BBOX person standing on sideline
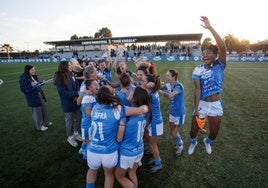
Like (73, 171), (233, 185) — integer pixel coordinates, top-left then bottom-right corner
(19, 64), (52, 131)
(188, 16), (227, 155)
(53, 60), (82, 147)
(159, 69), (186, 157)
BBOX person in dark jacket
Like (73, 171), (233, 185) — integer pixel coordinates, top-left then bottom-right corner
(19, 64), (52, 131)
(53, 60), (82, 147)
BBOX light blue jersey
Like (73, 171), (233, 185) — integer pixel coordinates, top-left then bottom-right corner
(162, 81), (186, 116)
(119, 106), (149, 156)
(150, 90), (163, 125)
(192, 59), (226, 100)
(97, 68), (112, 86)
(81, 94), (96, 128)
(88, 103), (126, 154)
(116, 85), (135, 106)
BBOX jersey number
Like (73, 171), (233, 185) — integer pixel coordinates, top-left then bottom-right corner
(91, 121), (104, 141)
(137, 120), (147, 142)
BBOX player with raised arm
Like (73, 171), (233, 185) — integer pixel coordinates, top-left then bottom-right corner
(188, 16), (227, 155)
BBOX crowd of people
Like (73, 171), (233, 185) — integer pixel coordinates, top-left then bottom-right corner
(19, 16), (227, 188)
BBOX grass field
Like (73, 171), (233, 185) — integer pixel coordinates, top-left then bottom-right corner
(0, 61), (267, 188)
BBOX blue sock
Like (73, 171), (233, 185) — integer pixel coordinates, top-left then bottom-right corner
(83, 150), (87, 160)
(81, 142), (87, 150)
(155, 157), (161, 165)
(86, 183), (95, 188)
(205, 137), (212, 144)
(190, 138), (197, 144)
(174, 135), (182, 146)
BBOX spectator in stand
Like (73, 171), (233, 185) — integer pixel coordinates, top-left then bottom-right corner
(19, 64), (52, 131)
(53, 60), (83, 147)
(187, 16), (227, 155)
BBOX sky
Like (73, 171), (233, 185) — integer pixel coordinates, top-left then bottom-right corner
(0, 0), (266, 52)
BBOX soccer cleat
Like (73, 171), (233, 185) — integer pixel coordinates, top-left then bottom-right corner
(148, 158), (155, 166)
(73, 132), (83, 141)
(150, 164), (162, 173)
(203, 138), (212, 154)
(40, 125), (48, 131)
(175, 145), (183, 157)
(188, 141), (198, 155)
(67, 136), (78, 147)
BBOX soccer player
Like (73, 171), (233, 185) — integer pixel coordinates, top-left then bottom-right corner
(141, 74), (164, 173)
(115, 86), (151, 188)
(85, 85), (126, 188)
(187, 16), (227, 155)
(116, 72), (136, 106)
(159, 69), (186, 156)
(78, 80), (99, 160)
(76, 65), (98, 106)
(97, 59), (113, 86)
(85, 85), (148, 188)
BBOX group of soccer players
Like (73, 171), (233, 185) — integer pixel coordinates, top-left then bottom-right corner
(53, 16), (227, 188)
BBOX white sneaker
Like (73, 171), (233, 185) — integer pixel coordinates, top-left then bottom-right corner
(73, 132), (83, 141)
(188, 141), (198, 155)
(47, 122), (52, 126)
(67, 136), (78, 147)
(40, 125), (48, 131)
(175, 145), (183, 157)
(203, 138), (212, 154)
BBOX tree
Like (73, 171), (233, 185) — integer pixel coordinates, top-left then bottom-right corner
(70, 34), (79, 40)
(94, 27), (112, 38)
(79, 36), (93, 39)
(1, 43), (13, 59)
(224, 34), (249, 54)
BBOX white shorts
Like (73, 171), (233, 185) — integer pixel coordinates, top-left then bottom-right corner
(147, 122), (163, 136)
(87, 150), (118, 170)
(169, 114), (185, 126)
(118, 153), (143, 169)
(195, 100), (223, 118)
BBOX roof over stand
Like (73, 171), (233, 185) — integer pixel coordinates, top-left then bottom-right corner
(44, 33), (203, 47)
